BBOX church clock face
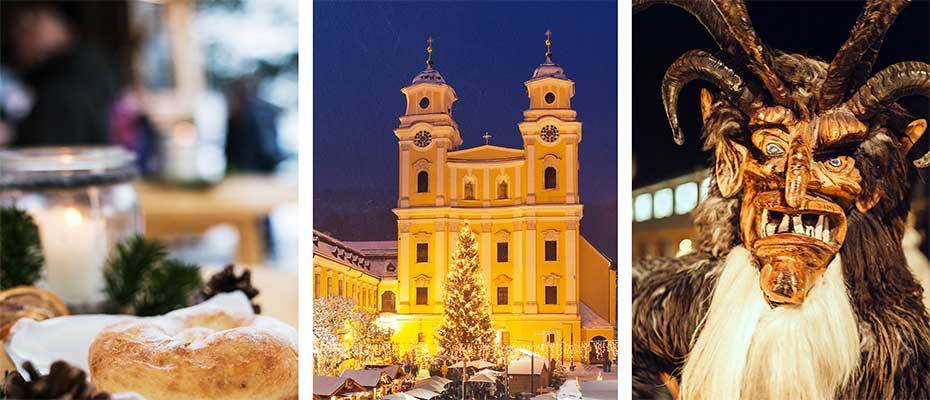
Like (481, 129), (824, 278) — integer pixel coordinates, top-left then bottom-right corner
(540, 125), (560, 143)
(419, 97), (430, 109)
(413, 131), (432, 148)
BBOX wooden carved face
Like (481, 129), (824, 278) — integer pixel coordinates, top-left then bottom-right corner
(713, 100), (927, 306)
(639, 0), (930, 307)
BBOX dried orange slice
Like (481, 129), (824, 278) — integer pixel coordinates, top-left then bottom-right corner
(0, 286), (69, 341)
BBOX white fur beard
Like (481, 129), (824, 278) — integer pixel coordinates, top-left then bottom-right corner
(680, 246), (860, 400)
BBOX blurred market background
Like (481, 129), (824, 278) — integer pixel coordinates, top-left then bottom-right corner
(0, 0), (299, 271)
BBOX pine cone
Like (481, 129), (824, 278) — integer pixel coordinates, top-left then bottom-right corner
(3, 361), (110, 399)
(199, 264), (261, 313)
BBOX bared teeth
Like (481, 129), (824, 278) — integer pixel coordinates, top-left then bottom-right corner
(823, 218), (831, 244)
(766, 222), (776, 236)
(793, 215), (805, 234)
(806, 226), (815, 236)
(815, 215), (824, 238)
(778, 215), (790, 233)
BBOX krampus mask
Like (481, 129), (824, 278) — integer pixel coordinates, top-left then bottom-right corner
(639, 0), (929, 307)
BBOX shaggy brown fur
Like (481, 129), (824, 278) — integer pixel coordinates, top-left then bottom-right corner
(633, 1), (930, 397)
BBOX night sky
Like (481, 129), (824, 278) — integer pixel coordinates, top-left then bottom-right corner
(633, 0), (930, 188)
(313, 2), (618, 261)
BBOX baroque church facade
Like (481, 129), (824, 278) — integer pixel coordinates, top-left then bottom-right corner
(313, 35), (615, 359)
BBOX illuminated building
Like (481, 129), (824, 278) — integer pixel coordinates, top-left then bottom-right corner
(314, 34), (616, 361)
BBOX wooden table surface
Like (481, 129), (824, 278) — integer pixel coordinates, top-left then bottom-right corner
(1, 266), (297, 376)
(137, 173), (297, 264)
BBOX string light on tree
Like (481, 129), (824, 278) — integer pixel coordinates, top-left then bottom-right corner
(435, 221), (496, 361)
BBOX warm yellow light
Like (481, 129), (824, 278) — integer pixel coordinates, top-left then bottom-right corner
(63, 207), (83, 226)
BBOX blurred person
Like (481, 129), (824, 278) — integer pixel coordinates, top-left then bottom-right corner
(225, 75), (286, 173)
(5, 2), (118, 147)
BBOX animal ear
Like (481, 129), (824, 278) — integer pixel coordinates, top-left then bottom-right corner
(901, 119), (927, 153)
(855, 189), (881, 213)
(700, 88), (714, 125)
(714, 138), (748, 197)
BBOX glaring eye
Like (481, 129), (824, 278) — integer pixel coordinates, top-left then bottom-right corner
(827, 157), (843, 168)
(765, 143), (785, 156)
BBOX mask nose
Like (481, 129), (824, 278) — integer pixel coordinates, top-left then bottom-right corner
(784, 134), (813, 208)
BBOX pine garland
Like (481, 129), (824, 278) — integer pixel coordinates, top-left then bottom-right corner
(102, 235), (202, 316)
(435, 221), (496, 361)
(0, 208), (44, 290)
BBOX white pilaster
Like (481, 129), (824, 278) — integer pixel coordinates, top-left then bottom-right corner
(481, 221), (492, 291)
(566, 143), (576, 203)
(565, 220), (578, 314)
(515, 166), (522, 205)
(527, 142), (536, 204)
(436, 143), (446, 206)
(400, 143), (410, 207)
(433, 221), (446, 312)
(483, 168), (490, 207)
(398, 221), (411, 312)
(524, 218), (538, 313)
(450, 167), (457, 206)
(513, 220), (524, 313)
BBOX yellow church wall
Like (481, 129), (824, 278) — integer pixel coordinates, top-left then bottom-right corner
(406, 148), (439, 208)
(312, 255), (381, 312)
(384, 313), (584, 361)
(377, 279), (398, 312)
(578, 237), (616, 326)
(526, 79), (573, 110)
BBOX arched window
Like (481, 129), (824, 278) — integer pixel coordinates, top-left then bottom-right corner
(544, 167), (557, 189)
(464, 181), (475, 200)
(497, 180), (508, 199)
(381, 291), (396, 312)
(417, 171), (429, 193)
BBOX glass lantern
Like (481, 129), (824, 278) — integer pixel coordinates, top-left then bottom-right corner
(0, 146), (142, 310)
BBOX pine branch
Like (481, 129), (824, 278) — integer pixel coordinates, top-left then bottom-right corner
(0, 208), (44, 289)
(134, 259), (202, 316)
(102, 236), (202, 316)
(102, 235), (166, 312)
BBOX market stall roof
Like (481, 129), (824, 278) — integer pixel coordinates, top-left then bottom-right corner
(448, 360), (495, 369)
(476, 369), (502, 377)
(467, 373), (497, 384)
(312, 376), (365, 397)
(382, 393), (419, 400)
(370, 364), (406, 380)
(404, 388), (441, 399)
(413, 379), (447, 393)
(578, 380), (618, 400)
(507, 356), (548, 375)
(425, 376), (451, 385)
(340, 369), (387, 388)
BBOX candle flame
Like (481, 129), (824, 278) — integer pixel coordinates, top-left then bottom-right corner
(64, 207), (83, 226)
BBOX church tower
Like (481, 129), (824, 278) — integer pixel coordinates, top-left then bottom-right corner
(394, 36), (462, 209)
(518, 30), (582, 205)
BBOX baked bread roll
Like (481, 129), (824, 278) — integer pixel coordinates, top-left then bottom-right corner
(88, 307), (297, 400)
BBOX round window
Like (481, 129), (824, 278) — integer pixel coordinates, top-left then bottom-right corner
(540, 125), (560, 143)
(545, 92), (556, 104)
(413, 131), (432, 148)
(419, 97), (430, 109)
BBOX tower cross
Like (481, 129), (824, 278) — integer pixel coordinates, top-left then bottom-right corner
(426, 35), (434, 68)
(483, 131), (492, 145)
(545, 29), (553, 63)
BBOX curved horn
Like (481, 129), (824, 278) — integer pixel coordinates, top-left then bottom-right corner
(818, 0), (909, 111)
(845, 62), (930, 167)
(634, 0), (794, 108)
(662, 50), (762, 145)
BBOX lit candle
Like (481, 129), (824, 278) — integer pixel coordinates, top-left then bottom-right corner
(33, 207), (108, 305)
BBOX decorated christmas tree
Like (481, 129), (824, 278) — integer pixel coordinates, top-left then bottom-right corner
(436, 221), (495, 361)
